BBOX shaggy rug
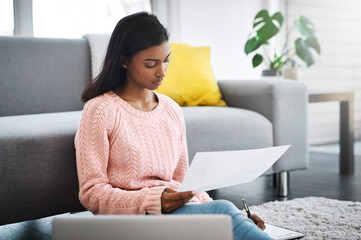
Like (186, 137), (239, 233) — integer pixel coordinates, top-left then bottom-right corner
(250, 197), (361, 240)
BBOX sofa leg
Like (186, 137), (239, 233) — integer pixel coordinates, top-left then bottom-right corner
(277, 171), (288, 197)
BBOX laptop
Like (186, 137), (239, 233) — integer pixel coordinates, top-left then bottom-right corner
(52, 214), (233, 240)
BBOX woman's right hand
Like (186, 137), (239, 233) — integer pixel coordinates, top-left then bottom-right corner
(161, 188), (195, 213)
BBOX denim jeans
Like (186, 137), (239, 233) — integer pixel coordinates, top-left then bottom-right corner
(168, 200), (272, 240)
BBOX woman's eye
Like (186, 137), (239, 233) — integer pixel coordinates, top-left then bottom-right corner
(145, 64), (156, 68)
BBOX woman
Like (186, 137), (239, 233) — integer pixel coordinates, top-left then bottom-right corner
(75, 11), (271, 240)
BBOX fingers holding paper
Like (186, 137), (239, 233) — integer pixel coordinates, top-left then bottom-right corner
(161, 188), (195, 213)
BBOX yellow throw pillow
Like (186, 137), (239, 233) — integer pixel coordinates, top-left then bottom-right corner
(156, 43), (227, 106)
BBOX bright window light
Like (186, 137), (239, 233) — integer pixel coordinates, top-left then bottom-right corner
(0, 0), (14, 36)
(33, 0), (151, 38)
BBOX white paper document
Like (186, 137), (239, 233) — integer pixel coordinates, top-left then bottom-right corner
(178, 145), (290, 192)
(264, 224), (304, 240)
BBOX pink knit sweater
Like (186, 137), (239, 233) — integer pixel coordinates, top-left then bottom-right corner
(74, 91), (212, 215)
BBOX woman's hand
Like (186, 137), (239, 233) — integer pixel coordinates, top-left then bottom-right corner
(161, 188), (195, 213)
(251, 214), (266, 230)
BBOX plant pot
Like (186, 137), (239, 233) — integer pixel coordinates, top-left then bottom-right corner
(282, 67), (300, 80)
(262, 69), (282, 77)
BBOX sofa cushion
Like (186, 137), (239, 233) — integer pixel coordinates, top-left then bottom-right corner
(0, 36), (91, 117)
(0, 111), (84, 225)
(156, 43), (226, 107)
(183, 107), (273, 164)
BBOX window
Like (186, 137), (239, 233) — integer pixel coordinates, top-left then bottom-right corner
(32, 0), (151, 38)
(0, 0), (14, 36)
(287, 0), (361, 143)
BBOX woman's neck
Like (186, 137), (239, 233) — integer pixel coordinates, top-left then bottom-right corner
(113, 86), (158, 112)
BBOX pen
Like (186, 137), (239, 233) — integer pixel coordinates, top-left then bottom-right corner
(242, 198), (252, 220)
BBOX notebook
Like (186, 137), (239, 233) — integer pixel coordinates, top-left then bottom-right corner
(52, 214), (233, 240)
(264, 223), (305, 240)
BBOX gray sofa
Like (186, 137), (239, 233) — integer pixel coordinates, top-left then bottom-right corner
(0, 36), (308, 226)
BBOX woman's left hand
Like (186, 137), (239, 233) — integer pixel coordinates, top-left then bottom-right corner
(251, 214), (266, 231)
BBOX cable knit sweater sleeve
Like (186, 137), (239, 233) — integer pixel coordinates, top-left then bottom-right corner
(74, 98), (166, 215)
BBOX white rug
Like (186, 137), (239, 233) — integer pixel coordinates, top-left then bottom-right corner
(250, 197), (361, 239)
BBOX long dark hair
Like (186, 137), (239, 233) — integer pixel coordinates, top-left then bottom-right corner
(81, 12), (169, 102)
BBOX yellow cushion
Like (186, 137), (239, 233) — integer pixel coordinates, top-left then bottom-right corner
(156, 43), (227, 106)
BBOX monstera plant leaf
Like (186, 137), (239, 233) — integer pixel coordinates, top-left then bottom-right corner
(294, 15), (321, 68)
(295, 37), (321, 67)
(254, 10), (283, 42)
(252, 53), (263, 67)
(245, 37), (263, 55)
(294, 15), (316, 38)
(245, 10), (283, 54)
(305, 37), (321, 54)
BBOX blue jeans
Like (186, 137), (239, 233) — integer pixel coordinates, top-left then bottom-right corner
(168, 200), (272, 240)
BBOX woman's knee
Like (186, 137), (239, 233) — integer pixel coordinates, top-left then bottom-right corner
(206, 200), (239, 215)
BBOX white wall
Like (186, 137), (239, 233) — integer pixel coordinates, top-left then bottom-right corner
(165, 0), (265, 80)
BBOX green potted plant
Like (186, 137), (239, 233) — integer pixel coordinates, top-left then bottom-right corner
(244, 9), (321, 78)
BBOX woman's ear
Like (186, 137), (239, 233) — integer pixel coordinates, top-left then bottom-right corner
(119, 56), (128, 68)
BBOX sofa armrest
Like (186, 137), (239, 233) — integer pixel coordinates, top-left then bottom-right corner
(0, 111), (85, 225)
(218, 79), (308, 172)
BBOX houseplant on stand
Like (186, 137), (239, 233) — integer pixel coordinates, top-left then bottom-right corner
(244, 9), (321, 79)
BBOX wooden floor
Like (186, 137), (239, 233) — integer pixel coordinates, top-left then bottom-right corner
(1, 151), (360, 240)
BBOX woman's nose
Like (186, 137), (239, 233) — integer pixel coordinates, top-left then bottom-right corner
(156, 63), (167, 77)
